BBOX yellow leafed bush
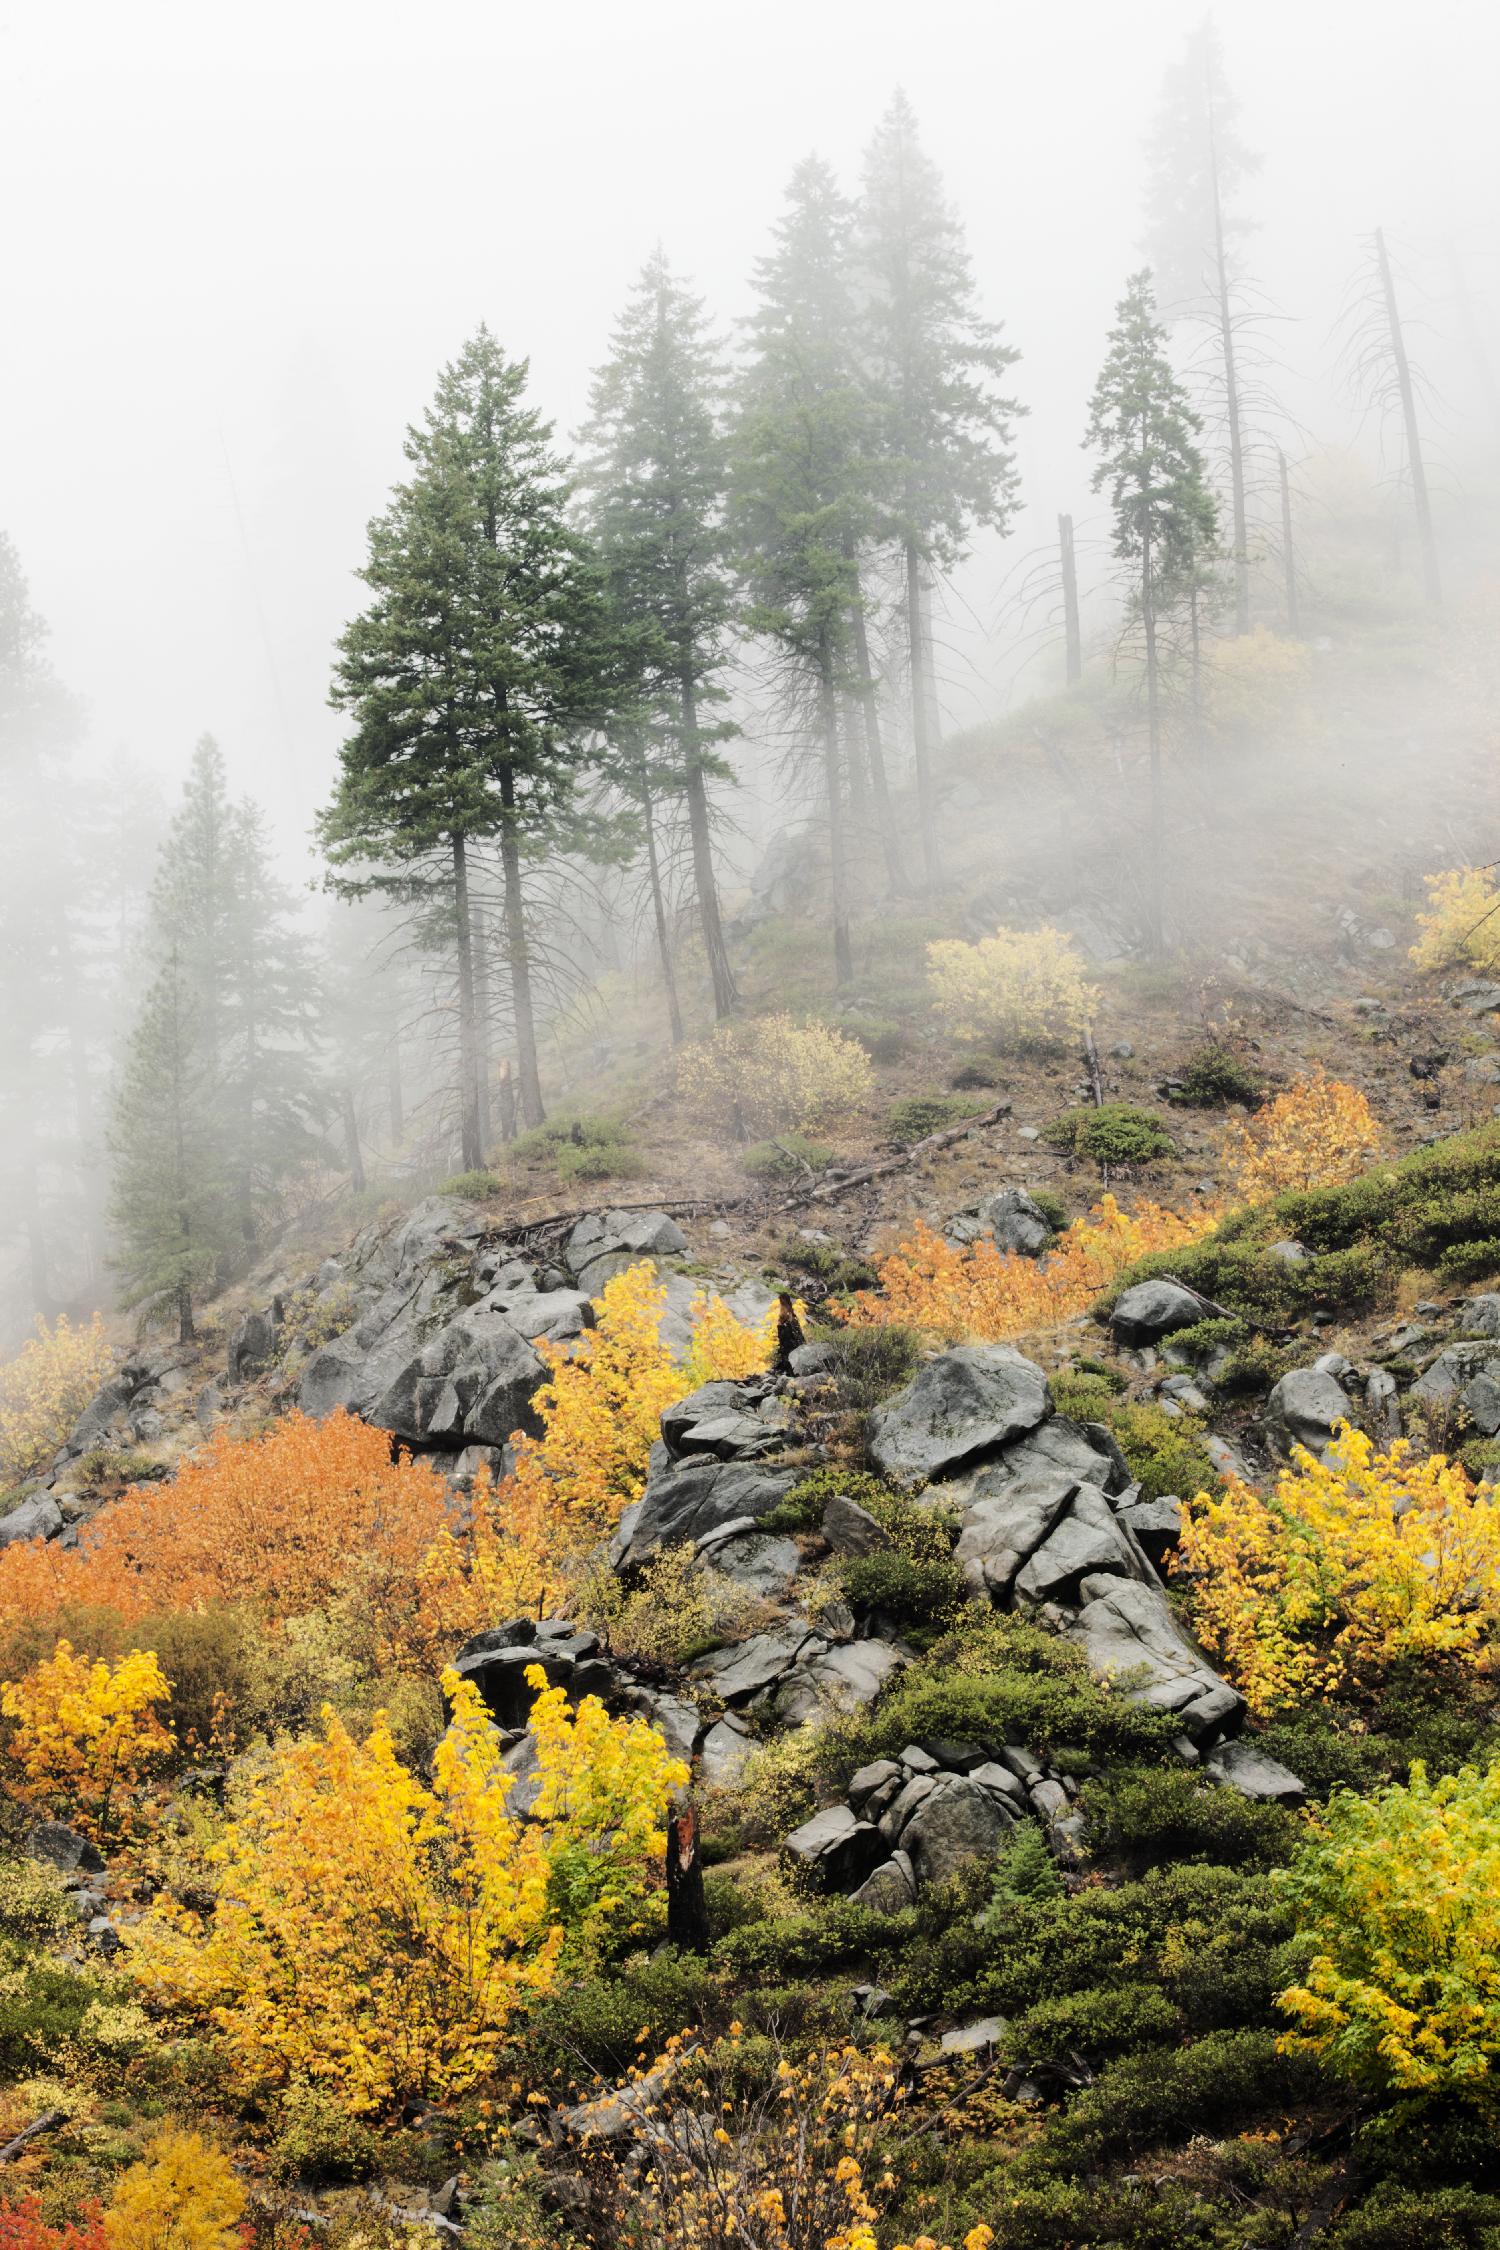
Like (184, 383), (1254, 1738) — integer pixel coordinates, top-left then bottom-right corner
(676, 1012), (873, 1141)
(1277, 1759), (1500, 2098)
(846, 1195), (1216, 1344)
(103, 2129), (244, 2250)
(0, 1314), (114, 1486)
(926, 924), (1097, 1048)
(1, 1639), (174, 1844)
(129, 1664), (686, 2115)
(1176, 1424), (1500, 1714)
(1411, 865), (1500, 977)
(1220, 1070), (1379, 1204)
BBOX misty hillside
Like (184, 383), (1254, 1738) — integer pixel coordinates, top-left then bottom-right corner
(7, 8), (1500, 2248)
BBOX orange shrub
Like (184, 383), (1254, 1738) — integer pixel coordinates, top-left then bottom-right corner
(0, 1410), (450, 1655)
(846, 1195), (1217, 1344)
(1220, 1071), (1380, 1204)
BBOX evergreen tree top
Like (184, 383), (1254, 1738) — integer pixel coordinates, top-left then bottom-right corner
(1085, 270), (1218, 586)
(1143, 20), (1260, 315)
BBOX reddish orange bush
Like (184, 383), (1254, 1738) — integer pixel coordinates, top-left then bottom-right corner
(846, 1195), (1218, 1345)
(0, 2204), (107, 2250)
(0, 1410), (450, 1654)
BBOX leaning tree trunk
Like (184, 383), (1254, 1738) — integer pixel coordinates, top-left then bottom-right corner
(904, 540), (941, 888)
(638, 756), (684, 1046)
(496, 784), (545, 1131)
(818, 638), (854, 989)
(680, 670), (738, 1019)
(1209, 109), (1251, 636)
(450, 831), (484, 1170)
(340, 1085), (367, 1195)
(1376, 226), (1442, 608)
(1278, 449), (1300, 635)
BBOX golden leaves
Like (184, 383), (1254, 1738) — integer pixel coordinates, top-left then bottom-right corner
(1220, 1070), (1380, 1204)
(926, 924), (1098, 1047)
(0, 1639), (173, 1845)
(0, 1314), (114, 1486)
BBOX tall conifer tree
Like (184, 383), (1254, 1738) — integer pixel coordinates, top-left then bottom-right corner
(579, 251), (740, 1023)
(856, 92), (1023, 886)
(1085, 271), (1217, 956)
(323, 328), (620, 1143)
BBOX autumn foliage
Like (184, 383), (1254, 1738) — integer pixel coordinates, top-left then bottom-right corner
(0, 2205), (108, 2250)
(926, 922), (1097, 1047)
(0, 1409), (451, 1651)
(846, 1194), (1217, 1344)
(1278, 1758), (1500, 2100)
(1177, 1424), (1500, 1714)
(0, 1314), (114, 1487)
(676, 1012), (873, 1141)
(131, 1665), (686, 2115)
(1410, 864), (1500, 978)
(101, 2131), (245, 2250)
(1, 1639), (173, 1843)
(1220, 1070), (1380, 1204)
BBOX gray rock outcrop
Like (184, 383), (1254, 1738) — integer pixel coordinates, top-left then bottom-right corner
(868, 1345), (1051, 1482)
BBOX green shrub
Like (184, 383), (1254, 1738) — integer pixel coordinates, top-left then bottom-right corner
(714, 1897), (907, 1981)
(1330, 2185), (1500, 2249)
(815, 1321), (922, 1408)
(555, 1140), (647, 1184)
(777, 1236), (878, 1294)
(839, 1551), (969, 1638)
(521, 1951), (719, 2089)
(760, 1464), (902, 1534)
(836, 1013), (910, 1065)
(1028, 1187), (1070, 1233)
(950, 1057), (1002, 1091)
(1165, 1043), (1264, 1108)
(742, 1134), (835, 1185)
(886, 1094), (987, 1147)
(1007, 1979), (1181, 2063)
(982, 1821), (1062, 1912)
(1048, 2027), (1316, 2166)
(440, 1168), (503, 1198)
(1043, 1103), (1176, 1167)
(1085, 1765), (1298, 1873)
(1048, 1383), (1220, 1503)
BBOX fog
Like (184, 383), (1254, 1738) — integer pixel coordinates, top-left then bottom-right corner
(3, 0), (1496, 851)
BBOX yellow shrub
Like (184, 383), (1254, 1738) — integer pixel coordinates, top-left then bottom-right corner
(0, 1314), (114, 1485)
(682, 1287), (779, 1388)
(1220, 1070), (1379, 1204)
(846, 1195), (1216, 1344)
(130, 1665), (686, 2115)
(103, 2129), (244, 2250)
(676, 1013), (873, 1141)
(926, 925), (1097, 1048)
(1, 1639), (174, 1844)
(1411, 865), (1500, 977)
(1277, 1759), (1500, 2098)
(1204, 625), (1313, 746)
(1176, 1424), (1500, 1714)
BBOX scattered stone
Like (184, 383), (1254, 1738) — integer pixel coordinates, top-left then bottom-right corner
(1110, 1280), (1207, 1346)
(821, 1493), (891, 1556)
(0, 1493), (62, 1547)
(1204, 1739), (1307, 1805)
(1461, 1294), (1500, 1340)
(698, 1718), (755, 1790)
(783, 1805), (886, 1890)
(565, 1209), (688, 1294)
(1263, 1367), (1351, 1462)
(940, 2016), (1008, 2055)
(693, 1628), (812, 1704)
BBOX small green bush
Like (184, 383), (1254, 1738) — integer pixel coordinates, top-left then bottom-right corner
(836, 1013), (910, 1065)
(1043, 1103), (1176, 1167)
(1007, 1979), (1181, 2062)
(556, 1140), (647, 1184)
(950, 1057), (1003, 1091)
(440, 1168), (504, 1198)
(839, 1550), (969, 1638)
(714, 1897), (908, 1982)
(760, 1465), (902, 1534)
(1048, 2027), (1315, 2166)
(886, 1093), (987, 1147)
(741, 1134), (835, 1184)
(1330, 2185), (1500, 2249)
(982, 1822), (1062, 1913)
(1027, 1187), (1070, 1233)
(777, 1236), (878, 1294)
(1048, 1382), (1221, 1503)
(1165, 1043), (1264, 1109)
(1085, 1765), (1298, 1873)
(815, 1321), (922, 1408)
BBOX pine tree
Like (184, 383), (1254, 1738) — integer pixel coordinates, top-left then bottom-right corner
(323, 328), (621, 1145)
(1085, 271), (1218, 956)
(856, 92), (1023, 886)
(109, 946), (231, 1342)
(732, 157), (879, 989)
(221, 800), (325, 1240)
(1144, 21), (1260, 633)
(578, 250), (740, 1023)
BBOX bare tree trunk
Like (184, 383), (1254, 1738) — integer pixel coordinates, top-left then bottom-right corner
(1376, 226), (1442, 607)
(904, 540), (941, 887)
(1142, 533), (1165, 958)
(680, 670), (738, 1019)
(496, 1057), (517, 1145)
(472, 901), (494, 1154)
(841, 693), (869, 821)
(639, 755), (684, 1045)
(1059, 513), (1083, 687)
(450, 832), (484, 1170)
(177, 1279), (195, 1345)
(845, 567), (904, 894)
(1278, 449), (1301, 635)
(496, 788), (545, 1130)
(386, 1044), (404, 1148)
(818, 640), (854, 988)
(1208, 93), (1250, 635)
(665, 1803), (710, 1955)
(340, 1085), (367, 1194)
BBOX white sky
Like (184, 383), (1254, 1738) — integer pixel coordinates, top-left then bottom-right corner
(2, 0), (1496, 871)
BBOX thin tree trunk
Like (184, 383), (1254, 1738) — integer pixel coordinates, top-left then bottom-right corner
(340, 1085), (367, 1195)
(818, 640), (854, 989)
(1142, 532), (1165, 958)
(386, 1044), (404, 1147)
(846, 566), (904, 894)
(1376, 226), (1442, 607)
(1278, 449), (1301, 635)
(639, 756), (684, 1045)
(904, 540), (941, 887)
(177, 1280), (194, 1345)
(841, 693), (869, 820)
(1208, 92), (1250, 635)
(680, 671), (738, 1018)
(1059, 513), (1083, 686)
(496, 786), (545, 1130)
(496, 1057), (517, 1145)
(665, 1803), (711, 1956)
(472, 901), (494, 1154)
(450, 832), (483, 1170)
